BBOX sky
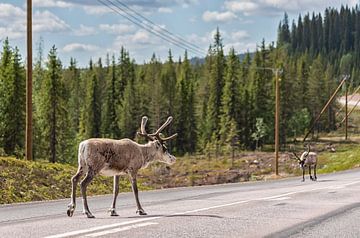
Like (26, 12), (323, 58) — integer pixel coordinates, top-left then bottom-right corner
(0, 0), (359, 67)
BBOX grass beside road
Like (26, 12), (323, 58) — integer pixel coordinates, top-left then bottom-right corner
(318, 142), (360, 174)
(0, 157), (148, 204)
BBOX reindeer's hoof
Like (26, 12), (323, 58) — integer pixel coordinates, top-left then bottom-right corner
(67, 205), (75, 217)
(302, 179), (305, 182)
(108, 208), (119, 216)
(136, 209), (147, 215)
(84, 211), (95, 218)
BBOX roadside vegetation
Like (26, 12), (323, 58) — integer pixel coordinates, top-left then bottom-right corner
(1, 137), (359, 204)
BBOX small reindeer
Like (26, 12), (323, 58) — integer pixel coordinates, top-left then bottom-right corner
(67, 116), (177, 218)
(292, 145), (318, 182)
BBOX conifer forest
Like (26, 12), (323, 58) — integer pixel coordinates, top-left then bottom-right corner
(1, 6), (360, 164)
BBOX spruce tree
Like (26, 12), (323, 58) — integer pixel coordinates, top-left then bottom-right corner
(0, 40), (25, 156)
(219, 48), (240, 151)
(204, 28), (225, 154)
(37, 46), (70, 163)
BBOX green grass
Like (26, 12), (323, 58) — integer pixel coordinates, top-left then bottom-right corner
(317, 143), (360, 173)
(0, 157), (152, 204)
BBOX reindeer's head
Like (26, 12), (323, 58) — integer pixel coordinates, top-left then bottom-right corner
(292, 144), (310, 168)
(138, 116), (177, 165)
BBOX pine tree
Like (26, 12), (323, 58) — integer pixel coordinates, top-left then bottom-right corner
(37, 46), (70, 163)
(79, 60), (101, 139)
(175, 51), (196, 154)
(204, 28), (225, 154)
(277, 12), (291, 47)
(219, 48), (240, 151)
(102, 55), (121, 138)
(0, 40), (25, 156)
(118, 50), (138, 139)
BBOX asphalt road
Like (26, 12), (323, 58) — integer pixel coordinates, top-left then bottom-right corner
(0, 169), (359, 238)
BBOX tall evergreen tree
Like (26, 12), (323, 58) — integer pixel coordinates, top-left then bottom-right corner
(175, 51), (196, 154)
(204, 28), (225, 153)
(102, 55), (120, 138)
(219, 48), (240, 151)
(79, 60), (101, 139)
(0, 40), (25, 156)
(37, 46), (70, 163)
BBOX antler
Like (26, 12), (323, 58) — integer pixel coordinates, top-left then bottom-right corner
(137, 116), (177, 142)
(291, 145), (301, 161)
(149, 116), (178, 142)
(137, 116), (155, 141)
(304, 144), (310, 157)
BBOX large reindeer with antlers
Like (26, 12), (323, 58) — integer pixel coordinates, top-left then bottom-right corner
(292, 145), (318, 182)
(67, 116), (177, 218)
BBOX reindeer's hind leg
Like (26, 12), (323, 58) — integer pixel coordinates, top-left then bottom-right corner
(67, 167), (84, 217)
(314, 164), (317, 181)
(80, 170), (95, 218)
(309, 166), (314, 181)
(109, 175), (120, 216)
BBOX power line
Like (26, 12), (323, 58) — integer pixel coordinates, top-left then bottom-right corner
(98, 0), (205, 56)
(113, 0), (205, 54)
(106, 0), (205, 55)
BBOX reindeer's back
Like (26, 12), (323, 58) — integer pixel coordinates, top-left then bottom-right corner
(305, 152), (317, 164)
(79, 138), (143, 175)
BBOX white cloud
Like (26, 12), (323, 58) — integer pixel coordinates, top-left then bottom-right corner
(225, 1), (260, 16)
(231, 30), (250, 41)
(99, 24), (136, 35)
(0, 27), (24, 40)
(74, 24), (96, 36)
(202, 11), (237, 22)
(132, 30), (151, 43)
(224, 42), (257, 54)
(0, 4), (25, 40)
(83, 5), (113, 15)
(63, 43), (99, 53)
(158, 7), (173, 13)
(33, 0), (74, 8)
(33, 10), (70, 33)
(0, 3), (25, 19)
(224, 0), (359, 16)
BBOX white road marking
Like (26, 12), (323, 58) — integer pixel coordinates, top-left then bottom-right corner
(44, 217), (160, 238)
(266, 196), (291, 201)
(44, 179), (360, 238)
(84, 222), (158, 237)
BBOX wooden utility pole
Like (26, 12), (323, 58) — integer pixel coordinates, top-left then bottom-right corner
(345, 79), (348, 140)
(274, 69), (280, 176)
(26, 0), (33, 160)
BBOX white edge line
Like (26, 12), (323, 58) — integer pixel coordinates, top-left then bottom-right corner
(84, 222), (158, 237)
(44, 217), (160, 238)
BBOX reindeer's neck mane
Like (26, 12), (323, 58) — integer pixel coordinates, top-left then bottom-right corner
(139, 141), (158, 166)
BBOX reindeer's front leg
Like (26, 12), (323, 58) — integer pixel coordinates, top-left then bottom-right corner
(109, 175), (120, 216)
(80, 170), (95, 218)
(302, 168), (305, 182)
(314, 164), (317, 181)
(309, 166), (314, 181)
(129, 173), (147, 215)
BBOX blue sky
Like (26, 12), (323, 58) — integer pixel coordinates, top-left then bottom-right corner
(0, 0), (358, 67)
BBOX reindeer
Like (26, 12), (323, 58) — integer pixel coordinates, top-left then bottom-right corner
(292, 144), (318, 182)
(67, 116), (177, 218)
